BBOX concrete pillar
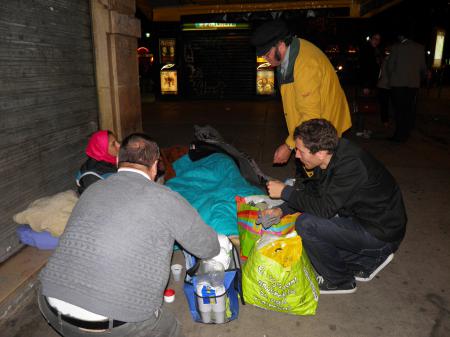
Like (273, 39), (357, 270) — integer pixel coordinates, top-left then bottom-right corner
(90, 0), (142, 140)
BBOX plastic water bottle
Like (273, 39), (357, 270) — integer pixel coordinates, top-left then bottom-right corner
(196, 260), (226, 323)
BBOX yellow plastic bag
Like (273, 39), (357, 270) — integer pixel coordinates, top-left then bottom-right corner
(243, 232), (319, 315)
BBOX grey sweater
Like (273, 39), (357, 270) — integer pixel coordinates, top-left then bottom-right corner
(40, 171), (220, 322)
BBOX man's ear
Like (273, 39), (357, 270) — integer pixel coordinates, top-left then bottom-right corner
(149, 161), (158, 181)
(316, 150), (328, 160)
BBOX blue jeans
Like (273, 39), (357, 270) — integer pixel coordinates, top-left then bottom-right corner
(296, 213), (398, 285)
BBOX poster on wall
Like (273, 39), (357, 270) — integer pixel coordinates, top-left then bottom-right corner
(159, 38), (176, 64)
(256, 70), (275, 95)
(256, 56), (275, 95)
(160, 70), (178, 95)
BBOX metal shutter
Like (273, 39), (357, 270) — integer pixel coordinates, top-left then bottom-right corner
(182, 30), (256, 99)
(0, 0), (98, 261)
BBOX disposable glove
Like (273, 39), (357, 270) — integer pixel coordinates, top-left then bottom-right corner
(256, 211), (281, 229)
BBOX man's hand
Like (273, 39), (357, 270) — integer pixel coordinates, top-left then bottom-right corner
(273, 143), (292, 164)
(266, 180), (286, 199)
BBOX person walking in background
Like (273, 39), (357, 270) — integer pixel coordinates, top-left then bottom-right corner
(250, 20), (352, 167)
(356, 33), (382, 138)
(387, 32), (427, 142)
(377, 44), (392, 129)
(359, 33), (382, 96)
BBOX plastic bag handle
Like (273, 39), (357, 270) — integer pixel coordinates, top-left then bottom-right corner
(186, 261), (201, 277)
(229, 240), (245, 305)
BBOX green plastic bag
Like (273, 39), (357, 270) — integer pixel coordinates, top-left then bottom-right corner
(242, 232), (319, 315)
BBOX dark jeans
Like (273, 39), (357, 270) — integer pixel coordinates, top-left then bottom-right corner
(37, 291), (184, 337)
(378, 88), (390, 124)
(390, 87), (418, 141)
(295, 213), (398, 285)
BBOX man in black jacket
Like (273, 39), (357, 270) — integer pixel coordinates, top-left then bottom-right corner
(265, 119), (407, 294)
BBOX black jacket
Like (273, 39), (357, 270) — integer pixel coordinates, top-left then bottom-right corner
(77, 158), (117, 195)
(281, 139), (407, 243)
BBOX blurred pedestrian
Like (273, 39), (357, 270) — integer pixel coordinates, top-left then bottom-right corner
(377, 45), (392, 129)
(387, 33), (427, 142)
(360, 33), (382, 96)
(356, 32), (382, 137)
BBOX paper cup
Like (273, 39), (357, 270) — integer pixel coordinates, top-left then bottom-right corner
(213, 310), (226, 324)
(171, 264), (183, 282)
(200, 310), (212, 323)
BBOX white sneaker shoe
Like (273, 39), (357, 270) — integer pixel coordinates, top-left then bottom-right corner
(355, 253), (394, 282)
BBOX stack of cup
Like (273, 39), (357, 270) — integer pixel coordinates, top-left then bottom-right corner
(171, 264), (183, 282)
(196, 283), (212, 323)
(211, 285), (226, 323)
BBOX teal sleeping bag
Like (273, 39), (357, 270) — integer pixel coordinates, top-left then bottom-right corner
(166, 153), (262, 235)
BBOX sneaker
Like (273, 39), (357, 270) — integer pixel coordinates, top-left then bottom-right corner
(354, 253), (394, 282)
(316, 276), (357, 294)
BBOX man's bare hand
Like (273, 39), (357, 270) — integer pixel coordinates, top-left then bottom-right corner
(266, 180), (286, 199)
(273, 143), (292, 164)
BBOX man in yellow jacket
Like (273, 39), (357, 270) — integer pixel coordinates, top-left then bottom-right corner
(251, 20), (352, 164)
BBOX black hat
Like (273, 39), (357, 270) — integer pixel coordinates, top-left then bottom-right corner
(251, 20), (290, 56)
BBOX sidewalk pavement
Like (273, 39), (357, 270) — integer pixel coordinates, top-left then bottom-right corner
(2, 93), (449, 337)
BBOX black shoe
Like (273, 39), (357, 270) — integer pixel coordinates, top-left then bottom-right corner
(354, 253), (394, 282)
(317, 276), (357, 294)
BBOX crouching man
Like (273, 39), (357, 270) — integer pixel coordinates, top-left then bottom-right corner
(265, 119), (407, 294)
(38, 133), (220, 336)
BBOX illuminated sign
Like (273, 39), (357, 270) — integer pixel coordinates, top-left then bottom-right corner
(433, 29), (446, 68)
(137, 47), (149, 54)
(160, 70), (178, 95)
(159, 39), (176, 64)
(182, 22), (250, 31)
(256, 70), (275, 95)
(256, 56), (267, 63)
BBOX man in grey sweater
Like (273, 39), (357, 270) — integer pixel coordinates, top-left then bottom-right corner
(38, 133), (220, 337)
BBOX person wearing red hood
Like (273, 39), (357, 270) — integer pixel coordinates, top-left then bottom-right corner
(76, 130), (120, 194)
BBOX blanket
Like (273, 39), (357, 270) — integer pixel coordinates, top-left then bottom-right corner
(13, 190), (79, 237)
(166, 153), (262, 235)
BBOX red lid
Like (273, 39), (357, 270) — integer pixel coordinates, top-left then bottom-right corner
(164, 288), (175, 296)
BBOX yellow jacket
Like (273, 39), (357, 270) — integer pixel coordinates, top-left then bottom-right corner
(279, 38), (352, 148)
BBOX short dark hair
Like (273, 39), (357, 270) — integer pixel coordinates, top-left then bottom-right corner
(118, 133), (160, 167)
(294, 119), (338, 154)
